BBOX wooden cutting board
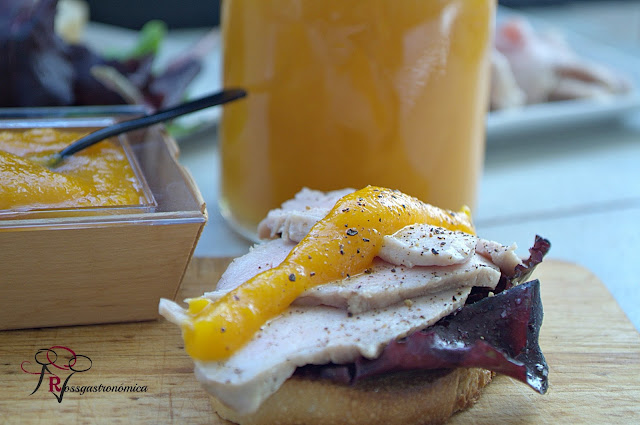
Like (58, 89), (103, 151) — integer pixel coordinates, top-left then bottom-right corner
(1, 258), (639, 424)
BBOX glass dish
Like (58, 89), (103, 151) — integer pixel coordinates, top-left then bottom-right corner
(0, 107), (156, 220)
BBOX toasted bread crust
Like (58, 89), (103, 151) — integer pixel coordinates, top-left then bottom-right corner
(210, 368), (493, 425)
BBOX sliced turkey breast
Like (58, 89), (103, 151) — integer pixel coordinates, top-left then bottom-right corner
(161, 285), (471, 414)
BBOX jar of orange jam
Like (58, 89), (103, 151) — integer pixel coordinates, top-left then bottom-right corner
(219, 0), (495, 239)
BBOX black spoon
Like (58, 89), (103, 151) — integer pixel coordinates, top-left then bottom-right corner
(37, 88), (246, 168)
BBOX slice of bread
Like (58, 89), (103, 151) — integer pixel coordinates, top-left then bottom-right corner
(211, 368), (493, 425)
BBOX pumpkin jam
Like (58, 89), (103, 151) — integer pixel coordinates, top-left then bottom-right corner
(0, 128), (147, 212)
(182, 186), (475, 361)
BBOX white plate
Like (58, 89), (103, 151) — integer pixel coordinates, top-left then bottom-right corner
(487, 7), (640, 139)
(487, 93), (640, 138)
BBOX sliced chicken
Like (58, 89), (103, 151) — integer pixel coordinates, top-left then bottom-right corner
(475, 239), (522, 276)
(297, 256), (498, 314)
(492, 17), (632, 108)
(208, 243), (498, 314)
(379, 225), (478, 267)
(209, 225), (502, 314)
(494, 17), (558, 104)
(161, 285), (471, 414)
(257, 187), (355, 241)
(490, 48), (526, 110)
(255, 200), (523, 277)
(214, 238), (295, 293)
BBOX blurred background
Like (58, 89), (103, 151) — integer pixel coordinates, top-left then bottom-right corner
(85, 0), (221, 29)
(84, 1), (639, 30)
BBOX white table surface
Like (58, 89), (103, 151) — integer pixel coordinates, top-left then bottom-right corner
(85, 2), (640, 331)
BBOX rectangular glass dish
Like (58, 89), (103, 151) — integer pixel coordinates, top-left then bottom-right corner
(0, 115), (157, 220)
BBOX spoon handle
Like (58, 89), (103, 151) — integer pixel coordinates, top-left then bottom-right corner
(58, 88), (247, 159)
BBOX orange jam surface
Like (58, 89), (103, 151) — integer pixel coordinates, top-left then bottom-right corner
(0, 128), (146, 212)
(183, 186), (475, 361)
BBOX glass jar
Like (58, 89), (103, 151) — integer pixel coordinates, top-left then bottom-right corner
(219, 0), (495, 239)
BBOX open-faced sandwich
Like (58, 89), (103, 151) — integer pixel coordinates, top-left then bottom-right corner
(160, 186), (550, 425)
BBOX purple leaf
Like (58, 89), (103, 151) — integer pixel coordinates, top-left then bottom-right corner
(0, 0), (205, 110)
(0, 0), (74, 106)
(466, 235), (551, 304)
(354, 279), (548, 394)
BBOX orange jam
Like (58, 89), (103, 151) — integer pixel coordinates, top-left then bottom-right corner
(0, 128), (146, 212)
(219, 0), (494, 237)
(182, 186), (475, 361)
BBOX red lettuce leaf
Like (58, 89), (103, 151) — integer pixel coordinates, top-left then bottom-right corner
(466, 235), (551, 304)
(0, 0), (75, 107)
(297, 280), (548, 394)
(353, 279), (548, 394)
(295, 237), (551, 394)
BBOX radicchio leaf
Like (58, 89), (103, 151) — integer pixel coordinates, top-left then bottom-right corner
(0, 0), (207, 110)
(353, 279), (548, 394)
(295, 275), (550, 394)
(66, 44), (130, 106)
(466, 235), (551, 304)
(0, 0), (74, 107)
